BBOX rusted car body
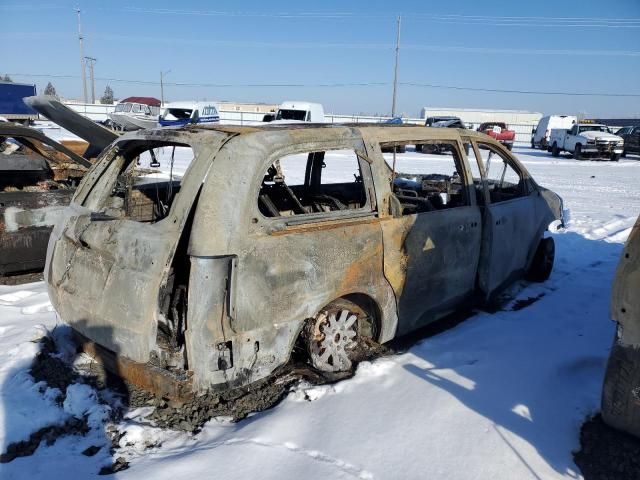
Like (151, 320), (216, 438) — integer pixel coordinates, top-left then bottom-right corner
(46, 124), (563, 396)
(0, 124), (92, 275)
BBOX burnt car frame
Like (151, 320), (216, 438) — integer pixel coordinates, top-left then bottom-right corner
(46, 124), (563, 398)
(0, 123), (92, 275)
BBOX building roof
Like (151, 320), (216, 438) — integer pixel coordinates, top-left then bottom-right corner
(119, 96), (161, 107)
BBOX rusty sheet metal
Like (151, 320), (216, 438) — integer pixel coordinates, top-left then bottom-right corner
(0, 123), (91, 168)
(74, 330), (194, 402)
(1, 189), (74, 275)
(0, 124), (94, 276)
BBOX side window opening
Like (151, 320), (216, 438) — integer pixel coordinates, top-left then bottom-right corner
(380, 140), (469, 216)
(258, 149), (369, 218)
(476, 143), (526, 203)
(82, 141), (195, 223)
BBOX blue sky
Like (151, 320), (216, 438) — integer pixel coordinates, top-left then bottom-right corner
(2, 0), (639, 117)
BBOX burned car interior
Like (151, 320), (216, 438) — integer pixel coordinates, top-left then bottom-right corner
(387, 140), (470, 215)
(80, 140), (191, 224)
(258, 150), (368, 217)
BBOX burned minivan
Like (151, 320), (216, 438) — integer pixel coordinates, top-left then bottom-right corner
(46, 124), (563, 398)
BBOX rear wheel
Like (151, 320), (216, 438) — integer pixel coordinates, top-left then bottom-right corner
(415, 144), (423, 152)
(602, 338), (640, 437)
(304, 299), (376, 372)
(622, 150), (627, 158)
(574, 144), (582, 160)
(611, 153), (621, 162)
(531, 140), (535, 149)
(551, 143), (560, 157)
(526, 237), (555, 282)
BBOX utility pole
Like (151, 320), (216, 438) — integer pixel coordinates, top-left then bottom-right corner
(85, 57), (97, 103)
(391, 15), (401, 118)
(160, 70), (171, 106)
(76, 8), (88, 103)
(390, 15), (402, 181)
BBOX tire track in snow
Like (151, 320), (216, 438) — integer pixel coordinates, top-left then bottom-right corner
(164, 437), (374, 479)
(582, 216), (636, 241)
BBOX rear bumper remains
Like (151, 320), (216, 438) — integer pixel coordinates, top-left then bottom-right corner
(73, 330), (194, 402)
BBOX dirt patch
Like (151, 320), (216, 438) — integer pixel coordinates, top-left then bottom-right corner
(0, 417), (89, 463)
(0, 334), (128, 472)
(30, 335), (77, 397)
(574, 414), (640, 479)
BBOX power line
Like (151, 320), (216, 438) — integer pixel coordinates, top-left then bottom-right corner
(11, 31), (636, 57)
(94, 7), (640, 26)
(8, 72), (640, 97)
(3, 4), (638, 27)
(402, 82), (640, 97)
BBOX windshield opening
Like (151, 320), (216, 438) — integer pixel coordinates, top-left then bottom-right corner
(578, 125), (608, 133)
(275, 109), (307, 121)
(163, 108), (193, 121)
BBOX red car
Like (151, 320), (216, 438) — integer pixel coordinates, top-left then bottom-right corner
(478, 122), (515, 150)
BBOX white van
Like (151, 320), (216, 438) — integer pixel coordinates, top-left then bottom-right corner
(531, 115), (577, 150)
(159, 102), (220, 127)
(267, 101), (325, 123)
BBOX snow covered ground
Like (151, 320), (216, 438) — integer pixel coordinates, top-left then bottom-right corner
(1, 145), (639, 479)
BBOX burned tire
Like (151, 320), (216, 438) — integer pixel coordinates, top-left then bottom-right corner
(602, 338), (640, 438)
(552, 142), (560, 157)
(574, 144), (582, 160)
(304, 299), (375, 373)
(526, 237), (555, 282)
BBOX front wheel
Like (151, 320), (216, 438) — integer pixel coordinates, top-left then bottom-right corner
(611, 153), (621, 162)
(552, 143), (560, 157)
(526, 237), (555, 282)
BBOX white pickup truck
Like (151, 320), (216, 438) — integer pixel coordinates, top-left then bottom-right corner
(549, 123), (624, 161)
